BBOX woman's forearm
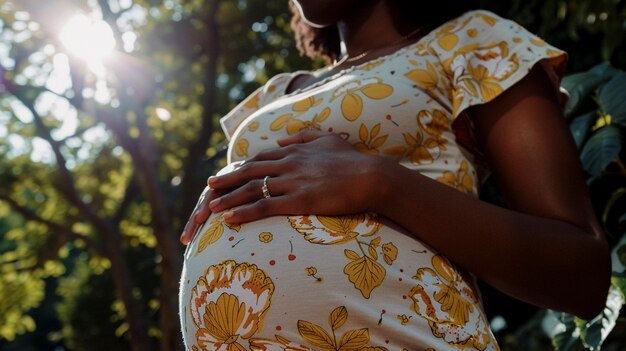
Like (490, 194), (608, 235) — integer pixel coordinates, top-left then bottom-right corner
(370, 156), (610, 320)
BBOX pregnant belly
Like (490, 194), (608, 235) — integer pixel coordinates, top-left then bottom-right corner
(179, 212), (497, 351)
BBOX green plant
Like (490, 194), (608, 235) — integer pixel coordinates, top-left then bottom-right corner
(547, 63), (626, 350)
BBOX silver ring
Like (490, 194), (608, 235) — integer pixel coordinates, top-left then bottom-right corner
(262, 176), (271, 199)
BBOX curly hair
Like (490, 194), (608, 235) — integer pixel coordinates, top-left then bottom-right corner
(289, 0), (478, 63)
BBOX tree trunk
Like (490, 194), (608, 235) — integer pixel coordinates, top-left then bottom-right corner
(105, 227), (153, 351)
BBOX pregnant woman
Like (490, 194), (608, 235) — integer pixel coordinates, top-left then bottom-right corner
(179, 1), (610, 350)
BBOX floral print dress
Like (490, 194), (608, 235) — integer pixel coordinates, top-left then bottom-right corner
(179, 10), (567, 351)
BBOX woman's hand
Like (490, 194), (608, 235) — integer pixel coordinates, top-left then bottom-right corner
(207, 130), (386, 223)
(180, 186), (219, 244)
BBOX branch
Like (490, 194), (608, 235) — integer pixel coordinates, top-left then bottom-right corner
(5, 83), (116, 234)
(114, 173), (140, 223)
(97, 0), (124, 48)
(0, 194), (104, 256)
(179, 0), (222, 222)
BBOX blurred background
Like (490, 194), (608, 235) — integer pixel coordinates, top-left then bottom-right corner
(0, 1), (625, 350)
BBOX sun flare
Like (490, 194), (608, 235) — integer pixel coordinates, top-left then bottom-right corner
(59, 14), (116, 66)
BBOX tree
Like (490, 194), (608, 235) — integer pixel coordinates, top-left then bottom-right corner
(0, 0), (308, 350)
(0, 0), (624, 350)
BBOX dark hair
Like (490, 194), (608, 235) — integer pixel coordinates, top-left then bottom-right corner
(289, 0), (478, 63)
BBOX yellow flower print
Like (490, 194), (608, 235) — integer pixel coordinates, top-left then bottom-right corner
(360, 59), (384, 71)
(467, 28), (478, 38)
(404, 61), (440, 96)
(290, 214), (389, 298)
(446, 41), (520, 112)
(235, 138), (249, 158)
(190, 260), (274, 351)
(270, 107), (330, 135)
(292, 96), (323, 112)
(547, 49), (563, 58)
(288, 213), (381, 245)
(475, 12), (497, 26)
(243, 91), (260, 109)
(196, 214), (241, 254)
(249, 335), (314, 351)
(413, 42), (430, 57)
(330, 78), (393, 121)
(418, 109), (449, 137)
(530, 37), (545, 46)
(248, 121), (259, 132)
(465, 63), (504, 102)
(305, 266), (323, 282)
(381, 242), (398, 265)
(259, 232), (273, 243)
(408, 255), (491, 350)
(343, 247), (386, 299)
(438, 33), (459, 51)
(437, 160), (474, 194)
(384, 131), (437, 164)
(397, 314), (411, 325)
(355, 123), (388, 155)
(381, 108), (450, 164)
(295, 306), (387, 351)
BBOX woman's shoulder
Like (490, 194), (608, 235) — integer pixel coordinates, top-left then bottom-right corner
(424, 7), (567, 76)
(429, 9), (528, 45)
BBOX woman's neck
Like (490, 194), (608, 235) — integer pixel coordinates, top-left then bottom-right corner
(336, 1), (421, 61)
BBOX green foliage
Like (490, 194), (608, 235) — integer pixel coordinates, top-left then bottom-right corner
(545, 63), (626, 351)
(56, 259), (131, 351)
(0, 211), (49, 342)
(489, 0), (626, 72)
(1, 0), (625, 350)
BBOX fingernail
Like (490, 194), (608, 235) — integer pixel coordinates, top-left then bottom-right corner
(180, 223), (191, 243)
(208, 176), (218, 186)
(223, 211), (234, 220)
(209, 198), (220, 209)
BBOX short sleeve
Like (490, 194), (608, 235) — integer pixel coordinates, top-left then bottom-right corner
(220, 72), (299, 139)
(433, 10), (568, 119)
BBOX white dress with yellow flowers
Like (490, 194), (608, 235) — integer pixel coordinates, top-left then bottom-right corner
(179, 10), (567, 351)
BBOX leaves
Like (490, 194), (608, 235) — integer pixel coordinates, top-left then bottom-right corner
(197, 216), (227, 253)
(554, 285), (624, 351)
(360, 83), (393, 99)
(329, 306), (348, 330)
(297, 306), (380, 351)
(343, 255), (386, 299)
(341, 93), (363, 121)
(599, 73), (626, 126)
(552, 312), (580, 351)
(579, 125), (621, 178)
(344, 249), (360, 261)
(612, 272), (626, 299)
(381, 243), (398, 265)
(297, 320), (336, 351)
(577, 285), (624, 350)
(234, 138), (249, 157)
(568, 111), (596, 148)
(561, 69), (610, 118)
(338, 328), (369, 351)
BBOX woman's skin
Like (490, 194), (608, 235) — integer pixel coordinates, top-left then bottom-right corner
(181, 0), (611, 320)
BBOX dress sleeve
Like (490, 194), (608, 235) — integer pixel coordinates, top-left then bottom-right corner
(220, 72), (296, 140)
(433, 10), (568, 119)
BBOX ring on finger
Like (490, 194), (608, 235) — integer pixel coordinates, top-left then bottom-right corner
(261, 176), (272, 199)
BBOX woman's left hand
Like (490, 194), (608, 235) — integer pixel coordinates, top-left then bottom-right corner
(207, 130), (387, 223)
